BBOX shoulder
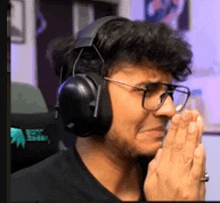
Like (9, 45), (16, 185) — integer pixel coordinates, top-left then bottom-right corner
(10, 147), (117, 202)
(10, 149), (77, 201)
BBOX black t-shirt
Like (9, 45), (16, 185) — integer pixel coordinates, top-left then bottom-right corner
(10, 147), (146, 202)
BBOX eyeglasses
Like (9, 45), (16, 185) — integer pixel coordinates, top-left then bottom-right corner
(105, 77), (191, 112)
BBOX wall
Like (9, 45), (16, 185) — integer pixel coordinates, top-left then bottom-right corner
(10, 0), (133, 90)
(36, 0), (73, 106)
(130, 0), (145, 20)
(11, 0), (37, 87)
(203, 135), (220, 201)
(182, 2), (220, 199)
(182, 0), (220, 131)
(118, 0), (131, 18)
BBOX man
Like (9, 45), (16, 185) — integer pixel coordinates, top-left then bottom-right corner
(11, 16), (206, 202)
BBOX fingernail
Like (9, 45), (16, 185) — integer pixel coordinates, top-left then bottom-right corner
(197, 116), (201, 122)
(188, 122), (196, 134)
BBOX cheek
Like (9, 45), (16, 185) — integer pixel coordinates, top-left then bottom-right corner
(108, 87), (145, 136)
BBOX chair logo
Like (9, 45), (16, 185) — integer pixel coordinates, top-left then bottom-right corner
(10, 128), (49, 148)
(25, 129), (48, 142)
(10, 128), (26, 148)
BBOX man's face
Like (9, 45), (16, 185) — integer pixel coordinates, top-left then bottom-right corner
(105, 63), (176, 160)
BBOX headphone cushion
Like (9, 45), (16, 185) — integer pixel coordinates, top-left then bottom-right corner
(58, 74), (112, 137)
(58, 74), (96, 123)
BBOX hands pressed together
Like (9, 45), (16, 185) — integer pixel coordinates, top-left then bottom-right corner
(144, 110), (206, 201)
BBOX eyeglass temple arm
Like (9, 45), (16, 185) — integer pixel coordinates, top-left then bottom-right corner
(104, 77), (147, 91)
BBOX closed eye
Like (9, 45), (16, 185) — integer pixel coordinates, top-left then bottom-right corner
(144, 83), (164, 96)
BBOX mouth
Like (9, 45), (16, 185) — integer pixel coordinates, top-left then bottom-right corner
(139, 126), (166, 133)
(138, 126), (168, 141)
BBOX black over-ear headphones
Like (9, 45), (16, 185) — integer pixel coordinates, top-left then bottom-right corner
(57, 16), (130, 137)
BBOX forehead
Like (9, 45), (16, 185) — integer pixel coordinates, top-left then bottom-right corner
(109, 62), (172, 85)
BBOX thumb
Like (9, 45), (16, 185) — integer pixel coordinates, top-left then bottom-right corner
(147, 148), (163, 176)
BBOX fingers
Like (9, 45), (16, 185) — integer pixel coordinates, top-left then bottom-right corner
(174, 110), (192, 151)
(163, 110), (193, 157)
(191, 144), (205, 179)
(181, 109), (193, 123)
(188, 110), (204, 144)
(163, 113), (179, 149)
(183, 121), (199, 163)
(191, 110), (199, 122)
(200, 145), (206, 200)
(196, 116), (205, 143)
(191, 144), (206, 201)
(155, 147), (163, 164)
(147, 148), (163, 176)
(163, 110), (204, 164)
(191, 110), (205, 142)
(183, 115), (204, 162)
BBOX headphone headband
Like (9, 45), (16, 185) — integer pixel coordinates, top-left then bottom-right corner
(74, 16), (129, 49)
(58, 16), (130, 137)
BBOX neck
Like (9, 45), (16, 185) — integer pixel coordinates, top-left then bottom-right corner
(76, 136), (144, 201)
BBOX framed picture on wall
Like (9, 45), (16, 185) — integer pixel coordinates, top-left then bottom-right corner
(145, 0), (191, 31)
(11, 0), (25, 44)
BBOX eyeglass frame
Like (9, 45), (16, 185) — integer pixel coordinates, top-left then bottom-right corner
(104, 77), (191, 112)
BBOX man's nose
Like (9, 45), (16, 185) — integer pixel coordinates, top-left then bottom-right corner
(154, 95), (176, 119)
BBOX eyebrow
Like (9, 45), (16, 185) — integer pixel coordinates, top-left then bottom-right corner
(105, 77), (174, 92)
(136, 78), (173, 86)
(135, 81), (159, 87)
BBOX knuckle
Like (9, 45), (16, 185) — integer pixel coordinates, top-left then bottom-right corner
(183, 154), (193, 165)
(173, 142), (183, 151)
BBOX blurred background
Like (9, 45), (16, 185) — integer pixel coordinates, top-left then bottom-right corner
(9, 0), (220, 201)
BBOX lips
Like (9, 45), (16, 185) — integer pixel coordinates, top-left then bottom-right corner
(146, 131), (164, 137)
(138, 126), (167, 139)
(139, 126), (166, 133)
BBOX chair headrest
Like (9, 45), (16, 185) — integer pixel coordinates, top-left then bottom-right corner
(11, 82), (55, 129)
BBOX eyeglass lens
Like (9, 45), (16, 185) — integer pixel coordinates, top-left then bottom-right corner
(170, 87), (189, 112)
(143, 84), (188, 112)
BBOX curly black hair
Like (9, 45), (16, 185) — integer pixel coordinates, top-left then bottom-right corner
(46, 19), (192, 82)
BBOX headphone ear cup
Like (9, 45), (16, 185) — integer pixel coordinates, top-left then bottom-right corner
(58, 73), (112, 137)
(86, 73), (112, 135)
(58, 74), (97, 136)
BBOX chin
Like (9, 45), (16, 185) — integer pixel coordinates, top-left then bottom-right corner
(137, 143), (162, 158)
